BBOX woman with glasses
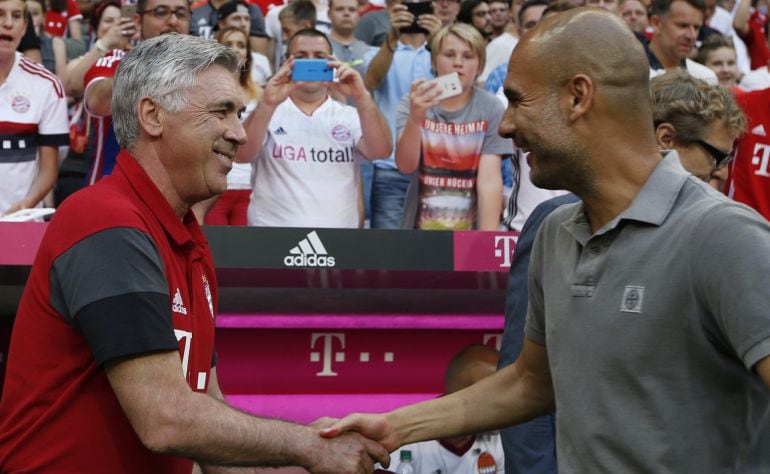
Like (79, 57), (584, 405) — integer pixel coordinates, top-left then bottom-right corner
(396, 23), (511, 230)
(650, 70), (745, 191)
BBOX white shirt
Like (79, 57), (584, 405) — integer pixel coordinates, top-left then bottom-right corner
(248, 96), (364, 228)
(649, 58), (719, 85)
(0, 53), (68, 213)
(740, 65), (770, 90)
(480, 33), (518, 82)
(386, 433), (505, 474)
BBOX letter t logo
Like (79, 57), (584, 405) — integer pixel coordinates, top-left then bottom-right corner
(494, 235), (517, 268)
(310, 333), (346, 376)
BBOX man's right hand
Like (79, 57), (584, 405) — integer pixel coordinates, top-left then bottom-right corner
(262, 57), (297, 108)
(101, 17), (135, 51)
(304, 427), (391, 473)
(387, 4), (413, 45)
(407, 78), (442, 123)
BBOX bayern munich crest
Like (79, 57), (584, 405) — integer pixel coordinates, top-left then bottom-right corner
(11, 94), (30, 114)
(331, 124), (351, 141)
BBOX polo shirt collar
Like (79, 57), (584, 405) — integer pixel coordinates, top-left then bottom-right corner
(645, 43), (687, 71)
(115, 150), (203, 248)
(617, 151), (688, 225)
(563, 151), (688, 243)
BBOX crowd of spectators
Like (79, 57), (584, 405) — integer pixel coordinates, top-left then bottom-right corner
(2, 0), (769, 229)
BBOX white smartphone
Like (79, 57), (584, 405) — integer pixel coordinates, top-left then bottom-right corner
(428, 72), (463, 101)
(0, 208), (55, 222)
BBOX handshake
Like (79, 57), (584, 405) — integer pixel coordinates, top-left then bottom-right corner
(299, 412), (398, 474)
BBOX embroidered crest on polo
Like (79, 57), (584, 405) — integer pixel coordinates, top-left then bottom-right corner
(621, 286), (644, 313)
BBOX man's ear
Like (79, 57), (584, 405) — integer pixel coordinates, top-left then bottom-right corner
(649, 14), (661, 34)
(655, 122), (677, 149)
(137, 97), (164, 138)
(566, 73), (593, 121)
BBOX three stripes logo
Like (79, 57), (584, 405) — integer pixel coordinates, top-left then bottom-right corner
(283, 231), (336, 267)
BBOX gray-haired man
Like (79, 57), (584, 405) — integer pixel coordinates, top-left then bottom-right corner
(0, 34), (388, 474)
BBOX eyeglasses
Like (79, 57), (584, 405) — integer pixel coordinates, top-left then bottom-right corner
(695, 139), (733, 168)
(140, 6), (192, 20)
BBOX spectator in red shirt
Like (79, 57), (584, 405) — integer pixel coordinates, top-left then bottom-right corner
(733, 0), (770, 69)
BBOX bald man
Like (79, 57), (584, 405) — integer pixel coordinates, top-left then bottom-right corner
(321, 8), (770, 473)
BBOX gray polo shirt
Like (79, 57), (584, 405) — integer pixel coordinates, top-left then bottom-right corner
(525, 152), (770, 473)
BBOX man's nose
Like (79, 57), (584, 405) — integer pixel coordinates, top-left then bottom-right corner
(228, 118), (248, 145)
(498, 111), (516, 139)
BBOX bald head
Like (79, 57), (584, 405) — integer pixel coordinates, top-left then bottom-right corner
(500, 7), (660, 199)
(519, 8), (649, 103)
(444, 344), (499, 394)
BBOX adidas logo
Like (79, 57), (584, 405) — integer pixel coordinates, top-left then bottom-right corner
(274, 126), (287, 135)
(172, 288), (188, 315)
(284, 231), (336, 267)
(751, 124), (767, 137)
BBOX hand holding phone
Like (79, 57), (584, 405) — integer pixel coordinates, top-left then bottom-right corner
(426, 72), (463, 101)
(400, 1), (433, 34)
(291, 59), (334, 82)
(120, 0), (137, 18)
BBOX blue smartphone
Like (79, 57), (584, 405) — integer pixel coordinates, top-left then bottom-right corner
(292, 59), (334, 82)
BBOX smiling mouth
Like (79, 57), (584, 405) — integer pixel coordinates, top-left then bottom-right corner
(0, 35), (14, 43)
(214, 150), (234, 162)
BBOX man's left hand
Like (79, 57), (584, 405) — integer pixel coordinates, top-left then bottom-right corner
(326, 60), (369, 103)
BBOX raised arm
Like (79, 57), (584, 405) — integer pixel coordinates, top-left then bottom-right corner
(733, 0), (752, 36)
(394, 79), (441, 174)
(328, 61), (393, 160)
(62, 18), (134, 98)
(321, 337), (555, 451)
(363, 5), (411, 91)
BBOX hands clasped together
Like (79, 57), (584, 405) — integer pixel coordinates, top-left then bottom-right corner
(302, 414), (398, 474)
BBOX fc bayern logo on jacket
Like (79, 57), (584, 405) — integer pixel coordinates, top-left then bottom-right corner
(331, 124), (351, 141)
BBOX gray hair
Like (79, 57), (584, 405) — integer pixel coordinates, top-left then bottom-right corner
(112, 33), (240, 151)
